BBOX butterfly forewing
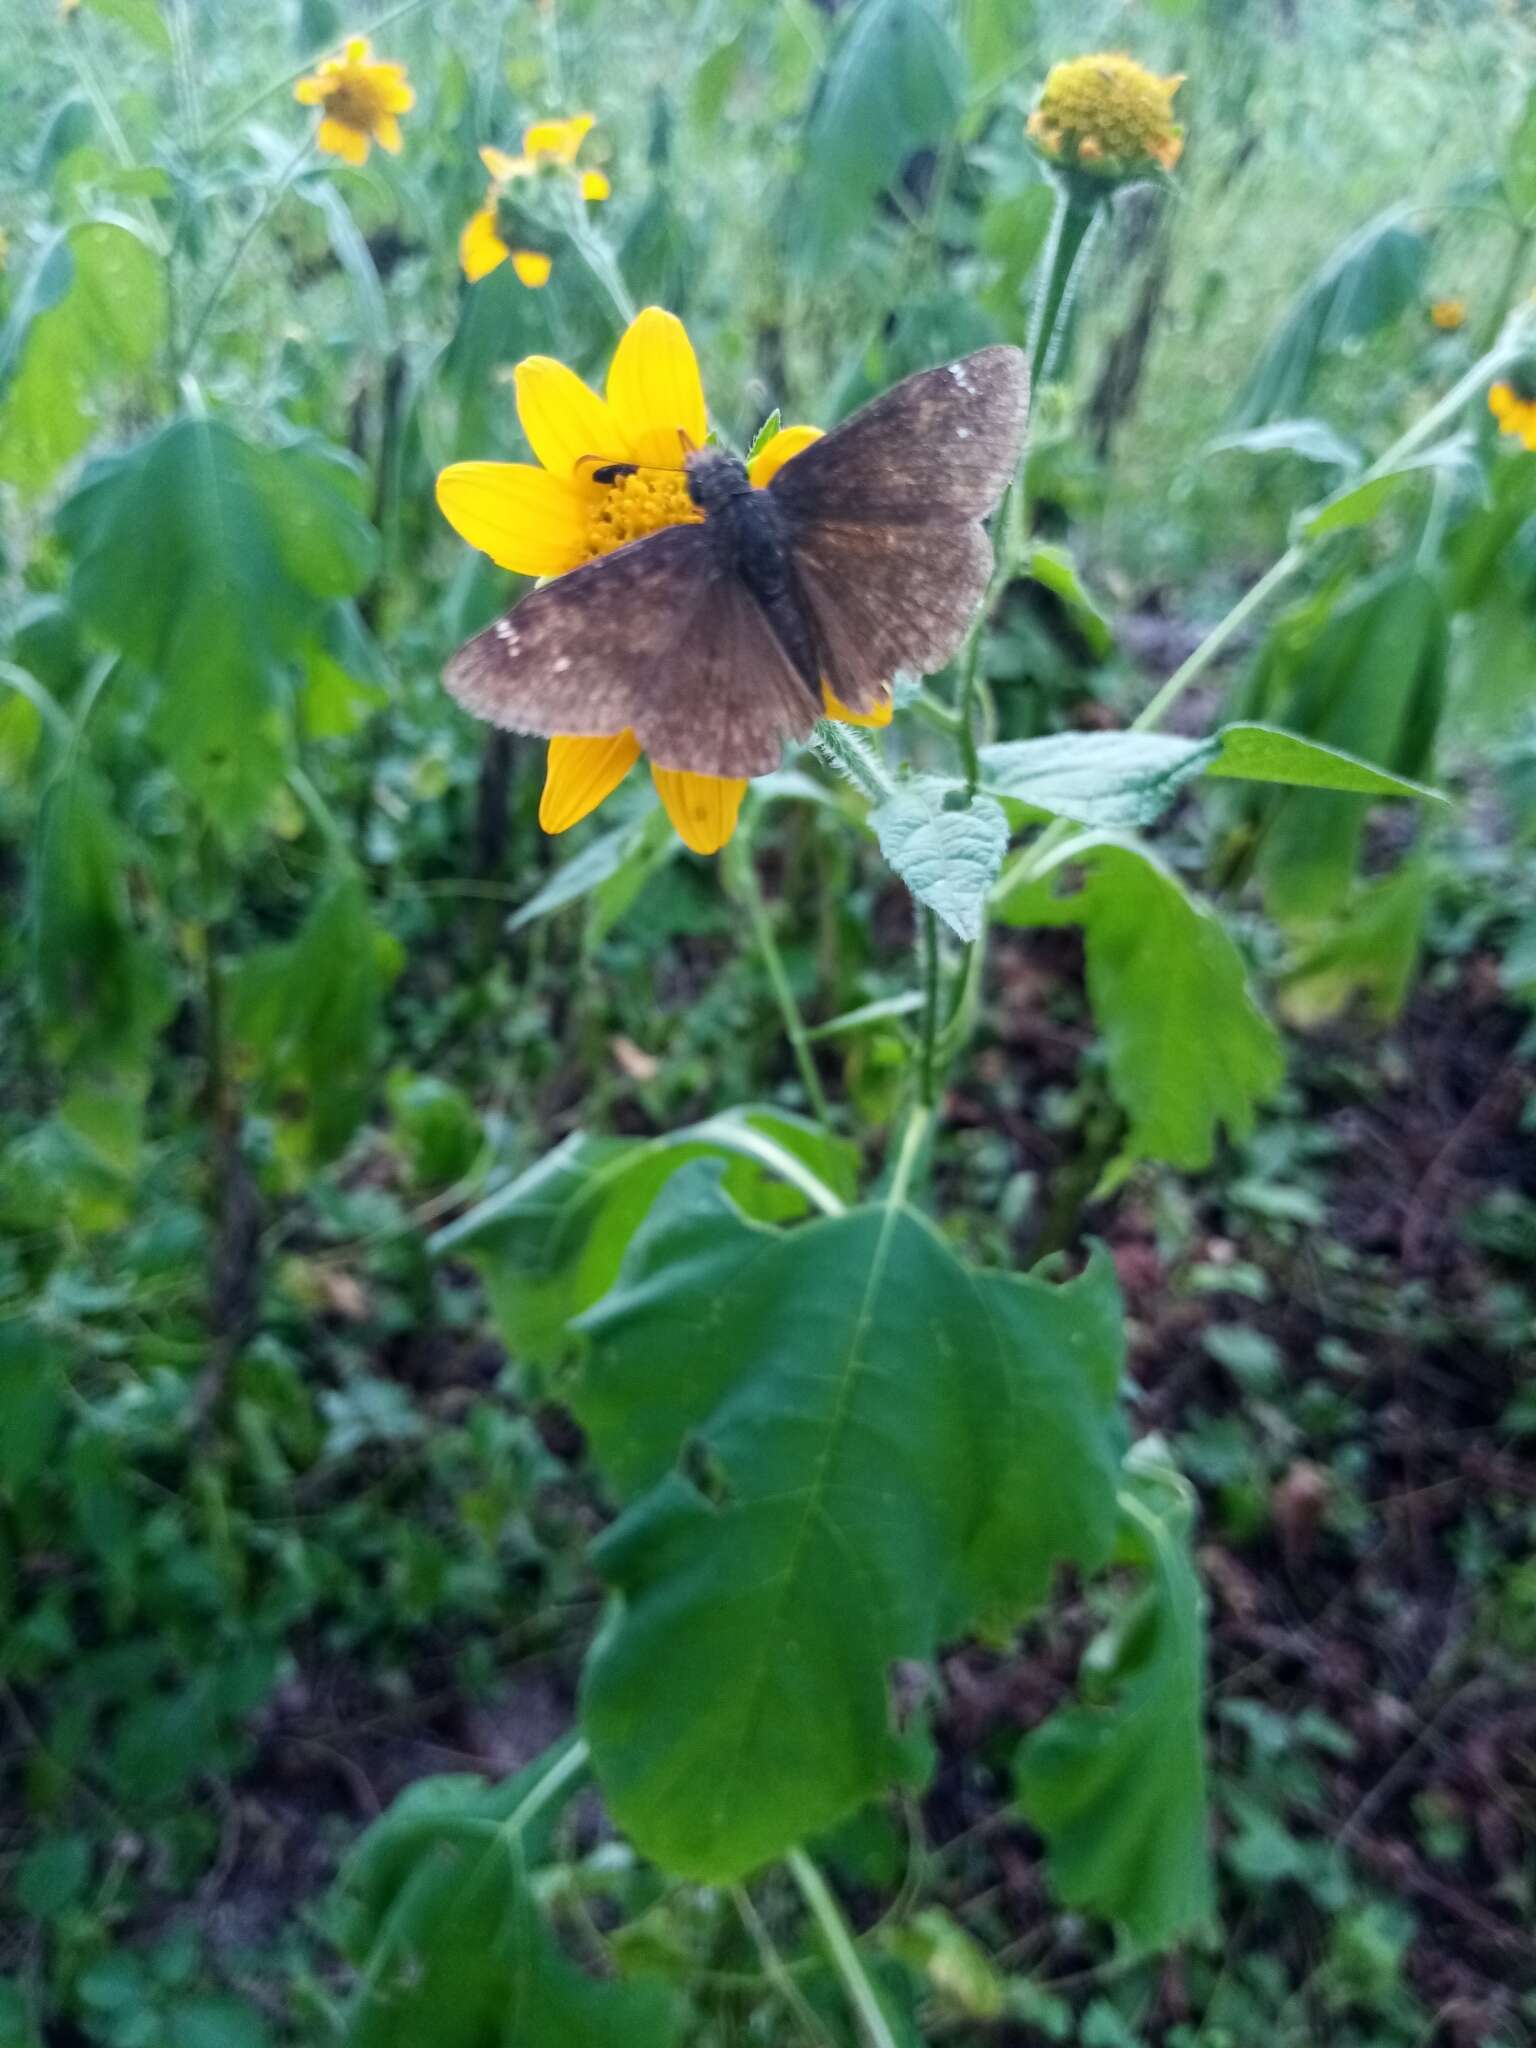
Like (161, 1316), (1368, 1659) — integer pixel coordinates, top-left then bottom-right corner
(770, 345), (1029, 711)
(444, 521), (816, 779)
(770, 345), (1029, 526)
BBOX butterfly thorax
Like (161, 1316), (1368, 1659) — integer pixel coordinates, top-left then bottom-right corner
(682, 447), (820, 702)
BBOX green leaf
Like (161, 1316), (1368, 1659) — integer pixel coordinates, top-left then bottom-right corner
(506, 805), (673, 934)
(166, 1999), (271, 2048)
(431, 1108), (858, 1365)
(745, 408), (782, 463)
(980, 723), (1442, 832)
(1301, 436), (1478, 539)
(0, 221), (166, 494)
(1226, 210), (1427, 429)
(1208, 418), (1363, 472)
(1249, 569), (1447, 923)
(1205, 722), (1446, 802)
(1505, 83), (1536, 225)
(77, 0), (172, 52)
(229, 870), (401, 1165)
(1015, 1458), (1214, 1950)
(996, 836), (1283, 1181)
(795, 0), (964, 274)
(58, 419), (378, 828)
(29, 762), (172, 1074)
(0, 1324), (68, 1494)
(15, 1835), (92, 1919)
(983, 732), (1210, 829)
(871, 777), (1008, 940)
(336, 1747), (678, 2048)
(1025, 543), (1114, 658)
(574, 1169), (1125, 1880)
(1278, 857), (1430, 1029)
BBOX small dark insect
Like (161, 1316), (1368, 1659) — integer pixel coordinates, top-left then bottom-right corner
(443, 346), (1029, 780)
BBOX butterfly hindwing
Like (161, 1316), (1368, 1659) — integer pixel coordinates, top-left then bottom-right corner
(444, 520), (816, 779)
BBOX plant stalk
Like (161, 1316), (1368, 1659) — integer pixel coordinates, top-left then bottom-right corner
(179, 134), (315, 372)
(731, 835), (832, 1125)
(786, 1848), (898, 2048)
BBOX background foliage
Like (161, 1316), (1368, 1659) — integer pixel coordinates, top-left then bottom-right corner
(2, 0), (1534, 2043)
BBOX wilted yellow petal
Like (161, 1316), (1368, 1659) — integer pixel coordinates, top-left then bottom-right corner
(747, 423), (823, 489)
(824, 683), (892, 728)
(515, 355), (624, 476)
(460, 209), (509, 283)
(581, 167), (612, 203)
(607, 307), (708, 471)
(317, 116), (369, 165)
(480, 144), (521, 182)
(540, 732), (641, 832)
(651, 765), (746, 854)
(511, 248), (554, 288)
(435, 461), (590, 577)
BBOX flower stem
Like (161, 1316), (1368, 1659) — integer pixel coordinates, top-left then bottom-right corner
(1029, 181), (1102, 386)
(885, 1099), (933, 1213)
(730, 832), (832, 1125)
(786, 1848), (899, 2048)
(179, 133), (314, 372)
(813, 720), (895, 803)
(919, 908), (941, 1106)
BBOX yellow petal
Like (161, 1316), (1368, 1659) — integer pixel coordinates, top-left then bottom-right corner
(606, 307), (708, 471)
(581, 167), (612, 202)
(374, 66), (414, 110)
(747, 423), (823, 489)
(318, 116), (369, 165)
(524, 112), (594, 163)
(824, 682), (892, 728)
(651, 765), (746, 854)
(515, 355), (625, 477)
(480, 144), (520, 181)
(344, 34), (371, 60)
(540, 732), (641, 832)
(511, 248), (554, 288)
(374, 112), (403, 154)
(294, 75), (327, 104)
(435, 461), (590, 577)
(460, 209), (509, 283)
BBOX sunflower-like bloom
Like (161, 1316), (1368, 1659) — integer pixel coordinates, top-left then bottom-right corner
(294, 36), (414, 166)
(460, 115), (611, 288)
(1027, 52), (1184, 181)
(1490, 377), (1536, 451)
(1429, 297), (1467, 332)
(435, 307), (890, 854)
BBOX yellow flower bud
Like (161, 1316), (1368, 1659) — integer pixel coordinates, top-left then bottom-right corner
(1028, 52), (1185, 183)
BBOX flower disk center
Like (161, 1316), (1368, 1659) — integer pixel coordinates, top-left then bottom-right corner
(584, 469), (702, 560)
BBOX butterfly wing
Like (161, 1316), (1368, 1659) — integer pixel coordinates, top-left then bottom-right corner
(444, 522), (817, 779)
(769, 345), (1029, 710)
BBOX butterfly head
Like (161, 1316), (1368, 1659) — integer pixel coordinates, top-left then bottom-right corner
(685, 445), (752, 518)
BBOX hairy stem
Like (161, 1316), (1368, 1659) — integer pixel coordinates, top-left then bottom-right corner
(179, 134), (314, 372)
(730, 834), (832, 1125)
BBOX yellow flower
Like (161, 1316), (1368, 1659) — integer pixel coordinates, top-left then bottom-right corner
(459, 114), (612, 288)
(1027, 52), (1185, 181)
(1429, 297), (1466, 332)
(1489, 379), (1536, 451)
(435, 307), (891, 855)
(294, 36), (415, 167)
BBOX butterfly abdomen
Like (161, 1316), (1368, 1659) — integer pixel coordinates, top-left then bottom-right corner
(688, 449), (822, 703)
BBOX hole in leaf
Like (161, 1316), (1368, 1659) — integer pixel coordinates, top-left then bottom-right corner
(679, 1435), (733, 1510)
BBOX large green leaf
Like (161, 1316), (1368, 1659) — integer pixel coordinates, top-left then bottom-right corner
(1014, 1456), (1213, 1951)
(573, 1168), (1125, 1881)
(794, 0), (965, 274)
(1226, 210), (1427, 429)
(996, 836), (1283, 1180)
(58, 418), (377, 828)
(28, 762), (172, 1075)
(430, 1109), (859, 1367)
(0, 222), (165, 494)
(981, 723), (1442, 832)
(336, 1744), (678, 2048)
(871, 777), (1008, 940)
(229, 870), (401, 1166)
